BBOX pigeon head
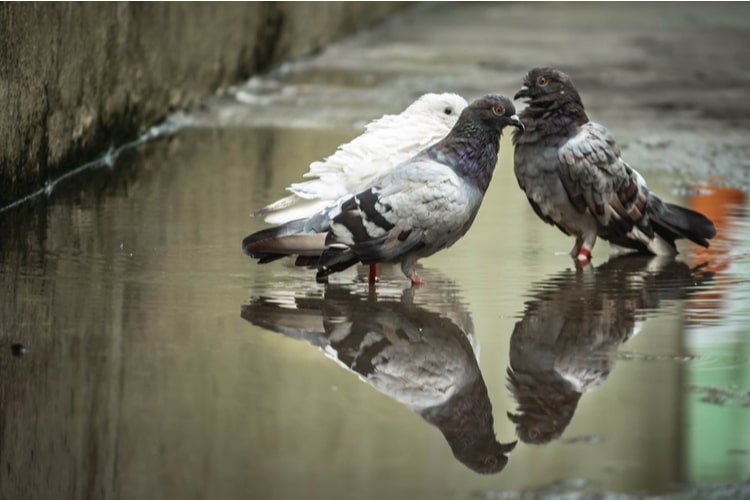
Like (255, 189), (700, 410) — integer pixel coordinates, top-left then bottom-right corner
(512, 68), (589, 139)
(514, 67), (581, 103)
(407, 92), (469, 129)
(428, 94), (521, 193)
(461, 94), (524, 133)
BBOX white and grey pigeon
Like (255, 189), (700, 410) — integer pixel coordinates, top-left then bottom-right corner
(255, 92), (469, 225)
(243, 94), (524, 285)
(512, 67), (716, 262)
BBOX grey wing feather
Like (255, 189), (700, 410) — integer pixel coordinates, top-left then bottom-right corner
(328, 159), (476, 264)
(556, 122), (644, 227)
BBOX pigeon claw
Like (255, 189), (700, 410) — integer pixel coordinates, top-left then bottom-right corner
(410, 274), (425, 288)
(368, 264), (377, 285)
(576, 248), (592, 262)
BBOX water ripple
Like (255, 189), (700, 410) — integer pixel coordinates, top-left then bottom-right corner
(616, 350), (750, 369)
(0, 113), (191, 214)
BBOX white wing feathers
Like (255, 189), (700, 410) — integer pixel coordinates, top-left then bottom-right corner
(257, 93), (468, 224)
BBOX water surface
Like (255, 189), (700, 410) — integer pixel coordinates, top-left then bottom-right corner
(2, 3), (750, 500)
(2, 120), (748, 499)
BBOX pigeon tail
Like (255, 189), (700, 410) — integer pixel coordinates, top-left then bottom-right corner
(316, 247), (361, 282)
(254, 195), (332, 225)
(242, 219), (328, 263)
(647, 197), (717, 249)
(253, 194), (297, 216)
(263, 200), (332, 225)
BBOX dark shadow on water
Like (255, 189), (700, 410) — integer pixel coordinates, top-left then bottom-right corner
(506, 254), (714, 445)
(241, 283), (517, 474)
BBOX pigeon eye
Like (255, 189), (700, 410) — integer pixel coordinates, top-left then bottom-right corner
(537, 76), (548, 86)
(484, 456), (498, 466)
(444, 107), (452, 115)
(493, 105), (505, 115)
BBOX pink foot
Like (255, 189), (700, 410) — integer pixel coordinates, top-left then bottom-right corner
(410, 274), (425, 288)
(368, 264), (377, 285)
(576, 248), (592, 262)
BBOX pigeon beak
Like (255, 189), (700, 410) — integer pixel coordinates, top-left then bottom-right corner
(502, 440), (518, 453)
(510, 114), (525, 132)
(513, 86), (529, 100)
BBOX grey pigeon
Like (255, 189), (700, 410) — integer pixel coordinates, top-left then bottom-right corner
(255, 92), (468, 224)
(512, 67), (716, 262)
(243, 94), (523, 285)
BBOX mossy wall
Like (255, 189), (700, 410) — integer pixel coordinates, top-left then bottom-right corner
(0, 2), (405, 206)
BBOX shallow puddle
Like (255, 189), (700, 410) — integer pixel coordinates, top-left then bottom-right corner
(1, 120), (748, 499)
(2, 3), (750, 499)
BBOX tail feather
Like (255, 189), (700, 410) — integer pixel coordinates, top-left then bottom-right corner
(255, 195), (334, 225)
(315, 247), (361, 282)
(243, 219), (328, 263)
(247, 233), (328, 256)
(649, 199), (717, 249)
(253, 194), (298, 217)
(243, 219), (307, 246)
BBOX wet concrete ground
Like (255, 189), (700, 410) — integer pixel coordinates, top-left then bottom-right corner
(200, 2), (750, 188)
(1, 3), (750, 500)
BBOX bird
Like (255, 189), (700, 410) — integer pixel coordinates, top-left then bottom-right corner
(255, 92), (469, 225)
(241, 283), (516, 474)
(512, 67), (716, 263)
(243, 94), (524, 286)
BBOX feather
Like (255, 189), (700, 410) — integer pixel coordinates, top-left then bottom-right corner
(255, 93), (469, 225)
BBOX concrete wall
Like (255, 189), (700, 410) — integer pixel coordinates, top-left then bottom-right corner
(0, 2), (405, 207)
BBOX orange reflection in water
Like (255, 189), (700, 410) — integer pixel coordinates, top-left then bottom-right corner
(686, 182), (747, 321)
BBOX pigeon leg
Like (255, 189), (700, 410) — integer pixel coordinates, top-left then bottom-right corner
(401, 259), (424, 287)
(574, 234), (596, 263)
(576, 247), (592, 262)
(575, 257), (593, 270)
(570, 237), (584, 258)
(368, 264), (377, 284)
(403, 265), (425, 287)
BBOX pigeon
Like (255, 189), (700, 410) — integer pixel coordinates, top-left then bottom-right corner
(255, 92), (469, 225)
(241, 284), (516, 474)
(512, 67), (716, 263)
(243, 94), (523, 285)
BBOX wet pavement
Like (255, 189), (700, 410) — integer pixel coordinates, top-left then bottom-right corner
(1, 3), (750, 500)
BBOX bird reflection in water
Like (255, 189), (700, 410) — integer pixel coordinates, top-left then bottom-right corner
(241, 284), (516, 474)
(506, 254), (713, 444)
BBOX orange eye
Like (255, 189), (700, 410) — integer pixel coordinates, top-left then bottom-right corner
(484, 456), (498, 466)
(537, 76), (548, 86)
(493, 105), (504, 115)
